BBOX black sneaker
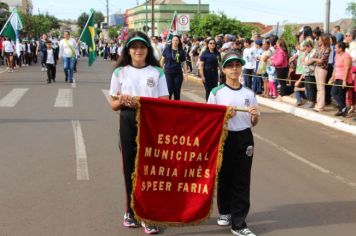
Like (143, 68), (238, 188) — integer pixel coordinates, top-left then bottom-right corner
(123, 212), (139, 228)
(231, 228), (256, 236)
(335, 110), (344, 116)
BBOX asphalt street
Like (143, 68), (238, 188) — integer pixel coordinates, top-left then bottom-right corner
(0, 58), (355, 236)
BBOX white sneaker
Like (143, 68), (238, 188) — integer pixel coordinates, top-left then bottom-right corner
(41, 67), (44, 72)
(231, 228), (256, 236)
(217, 214), (231, 226)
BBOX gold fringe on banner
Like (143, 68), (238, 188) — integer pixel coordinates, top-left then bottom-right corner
(130, 100), (235, 227)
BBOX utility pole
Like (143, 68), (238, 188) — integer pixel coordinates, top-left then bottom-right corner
(151, 0), (154, 37)
(145, 0), (148, 33)
(106, 0), (109, 25)
(324, 0), (330, 34)
(198, 0), (201, 18)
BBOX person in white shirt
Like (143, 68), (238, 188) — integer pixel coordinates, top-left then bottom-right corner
(42, 41), (58, 83)
(242, 39), (256, 89)
(109, 31), (168, 235)
(208, 52), (259, 236)
(59, 31), (77, 83)
(2, 37), (15, 72)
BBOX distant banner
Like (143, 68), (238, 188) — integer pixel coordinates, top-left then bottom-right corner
(132, 97), (233, 226)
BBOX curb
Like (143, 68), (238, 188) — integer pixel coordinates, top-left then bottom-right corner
(186, 74), (356, 136)
(257, 96), (356, 136)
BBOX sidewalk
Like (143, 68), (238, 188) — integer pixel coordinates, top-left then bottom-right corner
(187, 74), (356, 136)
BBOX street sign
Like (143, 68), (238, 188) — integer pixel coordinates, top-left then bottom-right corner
(177, 14), (190, 32)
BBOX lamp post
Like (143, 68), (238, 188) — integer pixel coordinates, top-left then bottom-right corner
(151, 0), (154, 37)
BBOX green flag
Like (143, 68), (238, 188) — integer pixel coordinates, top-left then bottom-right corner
(166, 11), (177, 44)
(0, 9), (23, 42)
(79, 9), (97, 66)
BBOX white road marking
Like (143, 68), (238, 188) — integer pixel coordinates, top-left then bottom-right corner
(182, 91), (206, 103)
(0, 88), (29, 107)
(254, 133), (356, 190)
(0, 69), (7, 74)
(54, 89), (73, 107)
(72, 120), (89, 180)
(102, 89), (110, 103)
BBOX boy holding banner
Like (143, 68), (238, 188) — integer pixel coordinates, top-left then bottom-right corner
(208, 52), (260, 236)
(109, 31), (169, 234)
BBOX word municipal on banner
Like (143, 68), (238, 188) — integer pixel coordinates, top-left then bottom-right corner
(132, 97), (234, 226)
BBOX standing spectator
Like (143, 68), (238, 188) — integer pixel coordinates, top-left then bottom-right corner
(42, 41), (58, 83)
(161, 35), (187, 100)
(271, 38), (289, 100)
(345, 30), (356, 115)
(258, 40), (273, 97)
(252, 39), (263, 94)
(242, 39), (256, 89)
(109, 31), (168, 234)
(330, 42), (352, 116)
(311, 34), (331, 112)
(301, 40), (317, 109)
(208, 52), (259, 236)
(199, 38), (221, 100)
(231, 40), (243, 58)
(333, 25), (344, 43)
(59, 31), (77, 83)
(325, 35), (337, 105)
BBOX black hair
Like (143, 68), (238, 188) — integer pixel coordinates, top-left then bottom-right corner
(336, 41), (347, 51)
(115, 31), (160, 68)
(171, 35), (183, 51)
(207, 39), (219, 54)
(302, 26), (313, 39)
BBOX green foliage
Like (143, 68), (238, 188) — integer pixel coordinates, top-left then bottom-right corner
(0, 2), (10, 29)
(77, 11), (105, 32)
(19, 12), (60, 38)
(190, 12), (257, 39)
(108, 27), (119, 39)
(346, 2), (356, 27)
(280, 24), (298, 56)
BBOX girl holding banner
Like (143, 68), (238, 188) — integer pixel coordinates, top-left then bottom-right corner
(109, 31), (169, 234)
(208, 52), (259, 236)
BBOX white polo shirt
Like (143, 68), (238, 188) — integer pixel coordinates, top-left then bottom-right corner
(208, 84), (257, 131)
(109, 65), (169, 98)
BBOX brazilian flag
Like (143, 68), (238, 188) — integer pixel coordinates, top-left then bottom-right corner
(80, 9), (97, 66)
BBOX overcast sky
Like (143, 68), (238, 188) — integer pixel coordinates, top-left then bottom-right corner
(31, 0), (352, 25)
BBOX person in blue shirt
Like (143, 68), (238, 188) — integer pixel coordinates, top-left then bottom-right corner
(160, 35), (187, 100)
(199, 38), (221, 100)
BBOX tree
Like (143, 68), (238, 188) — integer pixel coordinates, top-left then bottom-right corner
(0, 2), (10, 29)
(280, 24), (299, 56)
(346, 2), (356, 27)
(108, 27), (119, 39)
(190, 12), (257, 39)
(77, 11), (105, 32)
(19, 13), (60, 38)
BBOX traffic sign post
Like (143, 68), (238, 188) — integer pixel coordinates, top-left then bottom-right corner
(177, 14), (190, 32)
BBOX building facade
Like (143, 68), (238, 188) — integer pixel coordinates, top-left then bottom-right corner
(126, 0), (209, 36)
(1, 0), (33, 14)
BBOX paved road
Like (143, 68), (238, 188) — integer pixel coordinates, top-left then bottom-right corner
(0, 59), (355, 236)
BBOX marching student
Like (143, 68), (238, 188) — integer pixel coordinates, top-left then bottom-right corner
(208, 52), (259, 236)
(42, 41), (58, 83)
(109, 31), (168, 234)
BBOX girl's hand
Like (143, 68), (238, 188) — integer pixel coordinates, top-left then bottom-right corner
(248, 106), (260, 116)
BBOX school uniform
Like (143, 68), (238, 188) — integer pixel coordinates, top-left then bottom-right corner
(109, 65), (168, 215)
(43, 48), (58, 83)
(208, 83), (257, 231)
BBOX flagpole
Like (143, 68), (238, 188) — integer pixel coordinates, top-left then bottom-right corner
(79, 9), (95, 41)
(0, 11), (14, 36)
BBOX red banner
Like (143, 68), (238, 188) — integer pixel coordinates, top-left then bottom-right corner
(132, 97), (233, 226)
